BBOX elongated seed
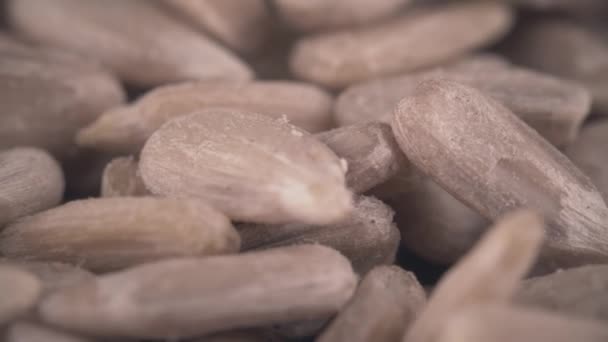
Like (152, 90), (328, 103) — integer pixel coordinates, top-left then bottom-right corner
(78, 81), (334, 154)
(336, 54), (591, 147)
(565, 121), (608, 202)
(0, 197), (240, 272)
(503, 18), (608, 115)
(140, 109), (352, 225)
(4, 321), (92, 342)
(391, 174), (489, 265)
(290, 2), (513, 88)
(100, 156), (149, 198)
(392, 79), (608, 270)
(403, 210), (545, 342)
(0, 35), (125, 159)
(274, 0), (412, 32)
(515, 264), (608, 322)
(317, 122), (406, 193)
(39, 245), (357, 338)
(0, 148), (64, 228)
(437, 305), (608, 342)
(164, 0), (271, 54)
(0, 265), (41, 325)
(7, 0), (252, 86)
(238, 196), (400, 275)
(318, 265), (426, 342)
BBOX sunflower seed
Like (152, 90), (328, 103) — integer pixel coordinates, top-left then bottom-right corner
(39, 245), (357, 338)
(274, 0), (412, 32)
(437, 305), (608, 342)
(403, 210), (544, 342)
(503, 18), (608, 115)
(515, 264), (608, 322)
(139, 109), (352, 225)
(238, 196), (399, 275)
(0, 34), (125, 159)
(289, 2), (513, 88)
(392, 79), (608, 270)
(318, 265), (426, 342)
(0, 197), (240, 272)
(0, 148), (64, 228)
(390, 174), (489, 265)
(100, 156), (149, 198)
(0, 265), (41, 325)
(336, 54), (591, 147)
(7, 0), (252, 87)
(565, 121), (608, 202)
(164, 0), (271, 54)
(4, 321), (92, 342)
(78, 81), (334, 154)
(316, 122), (405, 193)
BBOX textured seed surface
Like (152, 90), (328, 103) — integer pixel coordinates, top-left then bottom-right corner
(290, 2), (513, 88)
(391, 174), (489, 265)
(164, 0), (270, 54)
(101, 156), (149, 198)
(317, 122), (406, 193)
(274, 0), (412, 32)
(0, 260), (95, 297)
(404, 210), (545, 342)
(504, 18), (608, 115)
(140, 109), (352, 225)
(39, 245), (358, 338)
(566, 121), (608, 202)
(337, 54), (591, 147)
(7, 0), (252, 86)
(514, 265), (608, 321)
(0, 148), (64, 228)
(0, 197), (240, 272)
(0, 265), (41, 324)
(318, 265), (426, 342)
(438, 305), (608, 342)
(238, 196), (400, 275)
(0, 35), (125, 159)
(78, 81), (334, 154)
(392, 79), (608, 270)
(5, 321), (92, 342)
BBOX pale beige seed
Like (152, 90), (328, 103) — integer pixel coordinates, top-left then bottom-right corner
(316, 122), (405, 193)
(272, 319), (329, 339)
(0, 197), (240, 272)
(403, 210), (545, 342)
(437, 305), (608, 342)
(164, 0), (271, 54)
(515, 264), (608, 322)
(0, 265), (41, 325)
(7, 0), (252, 87)
(0, 35), (125, 159)
(392, 79), (608, 270)
(391, 174), (489, 265)
(274, 0), (412, 32)
(140, 109), (352, 225)
(39, 245), (358, 338)
(504, 18), (608, 115)
(318, 265), (426, 342)
(0, 148), (64, 228)
(566, 121), (608, 202)
(336, 54), (591, 147)
(238, 196), (400, 275)
(77, 81), (334, 155)
(100, 156), (149, 198)
(0, 260), (95, 297)
(290, 2), (513, 88)
(5, 321), (92, 342)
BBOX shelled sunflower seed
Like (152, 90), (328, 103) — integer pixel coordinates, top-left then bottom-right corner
(1, 0), (608, 339)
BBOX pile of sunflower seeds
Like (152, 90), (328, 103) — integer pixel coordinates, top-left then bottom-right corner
(1, 0), (608, 341)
